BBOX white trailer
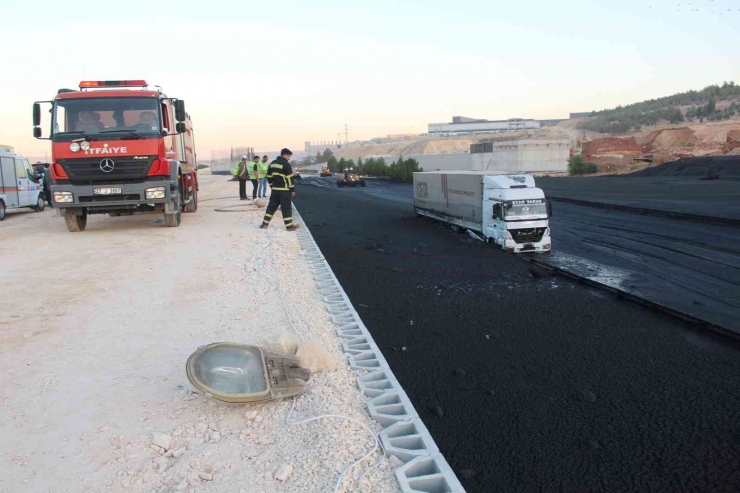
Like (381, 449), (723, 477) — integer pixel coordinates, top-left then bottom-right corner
(0, 145), (46, 221)
(413, 171), (551, 253)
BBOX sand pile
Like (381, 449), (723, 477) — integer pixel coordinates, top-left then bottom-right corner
(642, 127), (696, 149)
(725, 129), (740, 153)
(582, 137), (641, 159)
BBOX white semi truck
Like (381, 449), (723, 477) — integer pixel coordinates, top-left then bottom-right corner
(413, 171), (551, 253)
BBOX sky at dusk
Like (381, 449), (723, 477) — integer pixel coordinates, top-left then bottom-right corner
(1, 0), (738, 161)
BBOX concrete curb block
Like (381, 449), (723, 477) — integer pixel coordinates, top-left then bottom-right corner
(367, 390), (419, 426)
(394, 454), (466, 493)
(380, 419), (440, 463)
(293, 209), (466, 493)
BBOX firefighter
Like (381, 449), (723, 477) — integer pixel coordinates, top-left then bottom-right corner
(257, 155), (269, 198)
(259, 148), (300, 231)
(235, 155), (249, 200)
(249, 155), (260, 201)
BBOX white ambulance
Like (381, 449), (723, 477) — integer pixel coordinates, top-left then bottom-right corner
(0, 145), (46, 221)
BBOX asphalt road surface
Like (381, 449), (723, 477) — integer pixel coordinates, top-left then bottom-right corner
(301, 176), (740, 333)
(294, 176), (740, 493)
(537, 175), (740, 221)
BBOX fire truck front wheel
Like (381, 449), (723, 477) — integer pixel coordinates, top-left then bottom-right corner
(0, 201), (6, 221)
(164, 182), (183, 227)
(65, 211), (87, 232)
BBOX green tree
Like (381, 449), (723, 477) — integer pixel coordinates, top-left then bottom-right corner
(388, 156), (422, 181)
(568, 155), (598, 175)
(314, 151), (322, 164)
(327, 155), (339, 172)
(322, 148), (334, 162)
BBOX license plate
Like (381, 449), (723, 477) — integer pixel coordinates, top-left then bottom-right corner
(93, 187), (122, 195)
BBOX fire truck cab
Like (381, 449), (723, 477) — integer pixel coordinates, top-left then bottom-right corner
(33, 80), (198, 232)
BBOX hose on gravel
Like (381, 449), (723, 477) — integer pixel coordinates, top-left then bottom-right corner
(267, 228), (386, 493)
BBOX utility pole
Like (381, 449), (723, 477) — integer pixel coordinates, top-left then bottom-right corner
(344, 123), (348, 144)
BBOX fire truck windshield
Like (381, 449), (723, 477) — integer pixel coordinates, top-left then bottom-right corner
(53, 97), (161, 140)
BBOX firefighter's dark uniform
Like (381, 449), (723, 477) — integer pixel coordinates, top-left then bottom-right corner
(261, 156), (297, 229)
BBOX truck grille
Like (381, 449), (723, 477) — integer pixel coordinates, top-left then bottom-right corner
(57, 157), (155, 184)
(79, 194), (141, 203)
(511, 227), (546, 244)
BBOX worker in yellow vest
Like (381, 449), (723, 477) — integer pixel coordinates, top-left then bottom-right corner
(257, 155), (269, 198)
(248, 155), (260, 201)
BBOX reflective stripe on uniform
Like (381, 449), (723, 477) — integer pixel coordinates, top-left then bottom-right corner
(265, 213), (273, 218)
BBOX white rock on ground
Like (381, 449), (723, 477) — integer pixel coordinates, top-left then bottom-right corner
(151, 432), (172, 451)
(0, 176), (401, 493)
(275, 464), (294, 481)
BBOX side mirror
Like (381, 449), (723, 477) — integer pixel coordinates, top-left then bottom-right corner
(175, 100), (186, 122)
(176, 122), (186, 134)
(33, 127), (42, 138)
(33, 103), (41, 126)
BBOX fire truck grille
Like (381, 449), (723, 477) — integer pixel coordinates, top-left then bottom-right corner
(58, 157), (155, 184)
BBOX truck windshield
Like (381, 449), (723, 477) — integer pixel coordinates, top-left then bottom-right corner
(505, 202), (547, 218)
(53, 97), (160, 139)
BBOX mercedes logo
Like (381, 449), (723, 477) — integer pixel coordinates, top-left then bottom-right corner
(100, 159), (115, 173)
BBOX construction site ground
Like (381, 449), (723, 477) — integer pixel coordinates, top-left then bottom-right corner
(0, 175), (400, 493)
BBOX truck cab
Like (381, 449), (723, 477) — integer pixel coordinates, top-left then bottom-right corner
(32, 80), (197, 232)
(0, 145), (46, 221)
(482, 174), (551, 252)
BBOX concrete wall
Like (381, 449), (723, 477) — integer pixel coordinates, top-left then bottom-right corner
(209, 161), (234, 175)
(470, 140), (569, 172)
(411, 153), (472, 171)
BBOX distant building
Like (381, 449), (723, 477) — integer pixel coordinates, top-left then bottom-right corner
(305, 141), (342, 155)
(428, 117), (540, 135)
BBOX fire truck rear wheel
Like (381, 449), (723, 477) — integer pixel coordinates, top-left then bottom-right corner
(33, 195), (45, 212)
(65, 212), (87, 232)
(184, 187), (198, 213)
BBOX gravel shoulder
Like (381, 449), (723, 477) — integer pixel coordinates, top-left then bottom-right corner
(0, 175), (400, 493)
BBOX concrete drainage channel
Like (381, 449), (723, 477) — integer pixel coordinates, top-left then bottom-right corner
(294, 208), (466, 493)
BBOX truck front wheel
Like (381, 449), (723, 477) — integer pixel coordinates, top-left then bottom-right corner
(0, 201), (6, 221)
(164, 181), (183, 227)
(65, 212), (87, 232)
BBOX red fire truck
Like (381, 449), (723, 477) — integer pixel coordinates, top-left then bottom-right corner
(33, 80), (198, 232)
